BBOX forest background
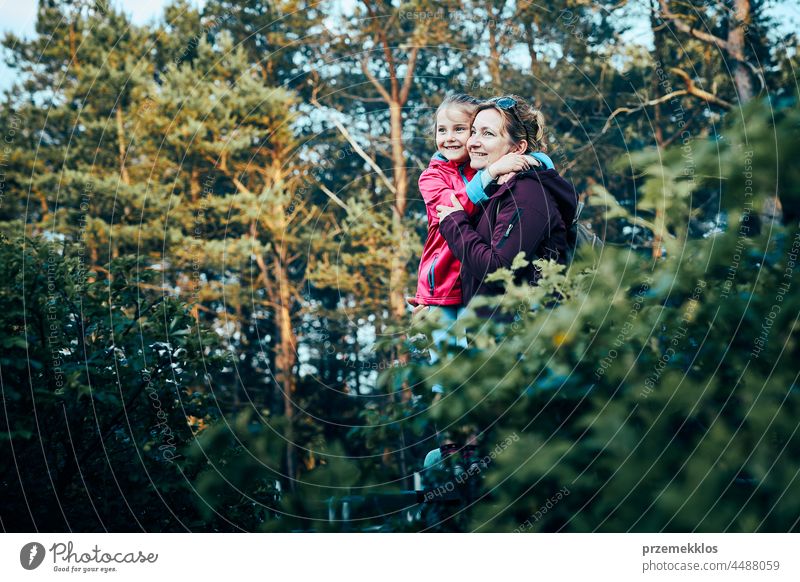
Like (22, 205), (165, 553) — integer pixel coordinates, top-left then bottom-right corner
(1, 0), (799, 532)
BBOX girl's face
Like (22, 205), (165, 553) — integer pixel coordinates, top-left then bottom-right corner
(468, 108), (515, 170)
(436, 107), (472, 162)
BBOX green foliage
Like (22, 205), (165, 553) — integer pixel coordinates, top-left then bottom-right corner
(0, 236), (221, 530)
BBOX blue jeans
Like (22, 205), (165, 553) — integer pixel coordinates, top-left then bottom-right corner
(428, 305), (468, 393)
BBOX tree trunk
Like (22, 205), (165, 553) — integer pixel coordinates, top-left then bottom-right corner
(488, 22), (502, 87)
(116, 107), (130, 185)
(388, 101), (408, 322)
(524, 19), (538, 77)
(357, 3), (418, 326)
(659, 0), (754, 102)
(388, 101), (407, 219)
(389, 220), (408, 322)
(69, 21), (80, 73)
(729, 0), (754, 102)
(650, 0), (666, 149)
(189, 166), (201, 202)
(650, 0), (666, 259)
(36, 189), (49, 218)
(242, 161), (300, 489)
(274, 252), (298, 488)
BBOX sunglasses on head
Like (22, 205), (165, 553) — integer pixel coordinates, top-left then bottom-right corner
(492, 96), (517, 109)
(439, 442), (458, 456)
(489, 96), (531, 148)
(439, 442), (478, 457)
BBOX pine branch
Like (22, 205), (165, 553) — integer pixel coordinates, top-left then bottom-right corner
(602, 67), (732, 134)
(362, 0), (399, 98)
(668, 67), (733, 108)
(314, 179), (348, 211)
(360, 52), (393, 103)
(602, 89), (690, 134)
(398, 44), (420, 105)
(658, 0), (741, 58)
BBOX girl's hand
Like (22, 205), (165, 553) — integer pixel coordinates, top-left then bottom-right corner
(412, 304), (428, 317)
(407, 297), (428, 317)
(488, 153), (533, 178)
(436, 193), (464, 221)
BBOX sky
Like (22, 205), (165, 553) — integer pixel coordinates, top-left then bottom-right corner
(0, 0), (207, 91)
(0, 0), (797, 93)
(1, 0), (187, 32)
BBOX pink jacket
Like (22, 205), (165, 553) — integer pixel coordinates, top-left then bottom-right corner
(415, 153), (478, 306)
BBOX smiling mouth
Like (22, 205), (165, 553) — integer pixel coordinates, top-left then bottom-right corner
(471, 152), (487, 157)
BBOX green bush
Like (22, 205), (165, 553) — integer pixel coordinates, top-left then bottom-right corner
(0, 237), (223, 531)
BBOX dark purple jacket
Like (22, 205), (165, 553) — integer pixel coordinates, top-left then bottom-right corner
(438, 168), (578, 310)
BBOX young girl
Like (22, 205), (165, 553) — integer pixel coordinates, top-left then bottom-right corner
(410, 93), (554, 391)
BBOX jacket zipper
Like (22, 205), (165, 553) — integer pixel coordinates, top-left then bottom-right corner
(497, 208), (523, 249)
(458, 164), (469, 186)
(428, 254), (438, 295)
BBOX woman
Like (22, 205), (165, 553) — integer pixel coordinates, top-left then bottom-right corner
(436, 95), (578, 312)
(420, 95), (578, 478)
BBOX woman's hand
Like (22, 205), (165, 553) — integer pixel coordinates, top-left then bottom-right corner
(496, 173), (514, 185)
(488, 153), (535, 179)
(436, 193), (464, 222)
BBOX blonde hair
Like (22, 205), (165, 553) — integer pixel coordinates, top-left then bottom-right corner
(432, 93), (481, 140)
(474, 94), (547, 152)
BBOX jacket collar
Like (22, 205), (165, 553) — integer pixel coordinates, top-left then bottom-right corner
(485, 174), (519, 202)
(486, 169), (549, 202)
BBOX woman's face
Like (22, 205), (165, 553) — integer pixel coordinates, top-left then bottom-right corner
(468, 108), (514, 170)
